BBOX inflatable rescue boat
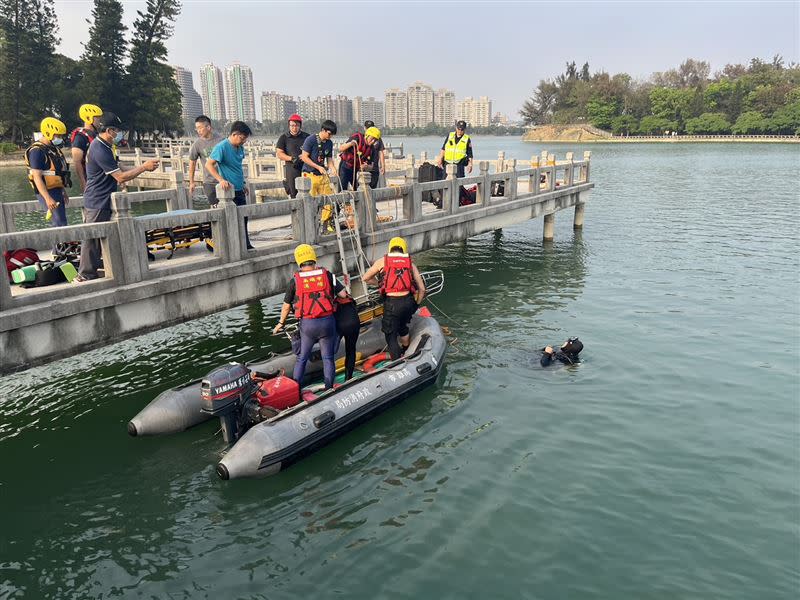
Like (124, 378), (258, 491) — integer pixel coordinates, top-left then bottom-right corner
(128, 308), (446, 480)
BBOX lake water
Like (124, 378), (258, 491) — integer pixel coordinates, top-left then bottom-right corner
(1, 140), (798, 599)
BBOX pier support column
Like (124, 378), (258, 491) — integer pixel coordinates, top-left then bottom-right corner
(543, 213), (555, 241)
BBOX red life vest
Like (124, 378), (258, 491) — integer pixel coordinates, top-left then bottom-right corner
(69, 126), (96, 147)
(294, 268), (335, 319)
(339, 133), (372, 169)
(380, 253), (415, 295)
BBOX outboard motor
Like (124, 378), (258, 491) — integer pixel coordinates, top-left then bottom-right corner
(201, 363), (256, 444)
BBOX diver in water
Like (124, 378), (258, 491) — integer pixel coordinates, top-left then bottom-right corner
(540, 337), (583, 367)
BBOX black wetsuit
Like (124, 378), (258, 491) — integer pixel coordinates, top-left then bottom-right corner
(540, 349), (581, 367)
(335, 300), (360, 380)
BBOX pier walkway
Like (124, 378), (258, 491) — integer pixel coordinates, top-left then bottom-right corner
(0, 151), (593, 374)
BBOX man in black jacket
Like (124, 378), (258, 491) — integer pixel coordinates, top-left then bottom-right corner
(275, 114), (309, 198)
(541, 337), (584, 367)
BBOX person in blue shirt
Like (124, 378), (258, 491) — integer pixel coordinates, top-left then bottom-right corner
(75, 112), (159, 282)
(206, 121), (254, 249)
(300, 120), (337, 196)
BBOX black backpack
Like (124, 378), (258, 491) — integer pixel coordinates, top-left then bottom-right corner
(418, 162), (445, 208)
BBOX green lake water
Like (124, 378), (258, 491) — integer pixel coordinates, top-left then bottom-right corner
(0, 140), (798, 599)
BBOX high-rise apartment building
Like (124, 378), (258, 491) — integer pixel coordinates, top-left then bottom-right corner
(384, 88), (408, 129)
(433, 88), (455, 127)
(261, 91), (297, 123)
(198, 63), (226, 121)
(172, 65), (203, 121)
(456, 96), (493, 127)
(224, 62), (256, 122)
(319, 95), (353, 125)
(353, 96), (385, 127)
(407, 81), (434, 128)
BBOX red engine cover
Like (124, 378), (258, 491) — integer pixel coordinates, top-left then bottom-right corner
(255, 376), (300, 410)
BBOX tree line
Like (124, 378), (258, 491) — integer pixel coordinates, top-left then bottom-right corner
(520, 57), (800, 135)
(0, 0), (183, 145)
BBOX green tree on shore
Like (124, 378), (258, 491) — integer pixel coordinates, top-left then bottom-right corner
(125, 0), (182, 141)
(79, 0), (127, 118)
(0, 0), (59, 142)
(521, 57), (800, 135)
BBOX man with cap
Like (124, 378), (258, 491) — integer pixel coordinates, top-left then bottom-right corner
(364, 120), (385, 189)
(337, 126), (381, 191)
(75, 112), (160, 282)
(437, 119), (473, 178)
(275, 114), (309, 198)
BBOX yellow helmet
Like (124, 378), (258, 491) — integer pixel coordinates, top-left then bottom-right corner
(365, 126), (381, 140)
(294, 244), (317, 266)
(388, 236), (407, 254)
(79, 103), (103, 126)
(40, 117), (67, 140)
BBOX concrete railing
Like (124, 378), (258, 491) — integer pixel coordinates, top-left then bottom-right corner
(0, 152), (592, 313)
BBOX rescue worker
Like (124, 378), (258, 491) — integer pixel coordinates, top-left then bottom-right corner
(436, 119), (473, 178)
(69, 103), (103, 191)
(300, 119), (337, 196)
(364, 120), (385, 189)
(540, 338), (584, 367)
(275, 114), (309, 198)
(334, 290), (360, 382)
(337, 126), (381, 191)
(25, 117), (71, 227)
(362, 237), (426, 360)
(273, 244), (350, 389)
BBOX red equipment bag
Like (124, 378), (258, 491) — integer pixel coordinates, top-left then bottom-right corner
(254, 374), (301, 411)
(4, 248), (40, 281)
(459, 185), (477, 206)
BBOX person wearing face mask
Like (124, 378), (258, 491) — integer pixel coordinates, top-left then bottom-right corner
(75, 112), (160, 282)
(25, 117), (71, 227)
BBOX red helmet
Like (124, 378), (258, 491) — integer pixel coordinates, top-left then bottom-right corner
(288, 114), (302, 124)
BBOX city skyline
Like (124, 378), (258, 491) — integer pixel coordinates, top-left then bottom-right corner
(52, 1), (799, 118)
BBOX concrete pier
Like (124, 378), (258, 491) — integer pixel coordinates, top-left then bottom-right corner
(0, 151), (593, 374)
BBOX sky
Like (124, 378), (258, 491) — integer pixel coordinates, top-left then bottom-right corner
(53, 0), (800, 119)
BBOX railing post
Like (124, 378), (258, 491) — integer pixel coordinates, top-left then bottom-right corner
(292, 176), (317, 245)
(175, 145), (184, 174)
(0, 205), (12, 234)
(508, 158), (518, 200)
(170, 171), (190, 210)
(134, 148), (143, 167)
(111, 191), (146, 284)
(478, 161), (489, 203)
(547, 153), (556, 192)
(217, 183), (243, 262)
(582, 150), (592, 182)
(445, 164), (458, 214)
(497, 151), (505, 173)
(420, 151), (427, 163)
(530, 156), (540, 196)
(565, 152), (574, 186)
(154, 148), (165, 172)
(404, 167), (421, 222)
(0, 235), (12, 309)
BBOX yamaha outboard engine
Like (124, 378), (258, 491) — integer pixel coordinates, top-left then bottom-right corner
(201, 363), (256, 444)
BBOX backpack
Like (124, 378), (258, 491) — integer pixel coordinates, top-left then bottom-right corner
(418, 162), (445, 208)
(4, 248), (40, 281)
(459, 185), (477, 206)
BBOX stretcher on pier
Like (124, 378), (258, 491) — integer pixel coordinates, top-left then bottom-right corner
(141, 209), (213, 259)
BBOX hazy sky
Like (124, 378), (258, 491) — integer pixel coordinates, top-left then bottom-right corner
(53, 0), (799, 118)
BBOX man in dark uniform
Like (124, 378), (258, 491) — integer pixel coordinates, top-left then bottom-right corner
(540, 338), (584, 367)
(436, 119), (473, 178)
(275, 114), (309, 198)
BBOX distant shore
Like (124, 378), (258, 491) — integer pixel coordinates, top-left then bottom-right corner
(522, 125), (800, 144)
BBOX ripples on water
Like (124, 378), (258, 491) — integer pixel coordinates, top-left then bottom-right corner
(1, 143), (798, 599)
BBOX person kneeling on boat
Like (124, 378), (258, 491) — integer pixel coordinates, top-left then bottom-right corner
(362, 237), (426, 360)
(273, 244), (350, 389)
(540, 337), (583, 367)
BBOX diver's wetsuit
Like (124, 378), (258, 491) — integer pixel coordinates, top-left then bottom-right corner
(334, 300), (360, 380)
(540, 349), (581, 367)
